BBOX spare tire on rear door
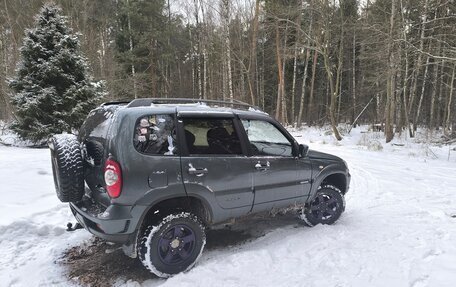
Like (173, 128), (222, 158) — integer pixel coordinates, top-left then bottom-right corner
(49, 134), (84, 202)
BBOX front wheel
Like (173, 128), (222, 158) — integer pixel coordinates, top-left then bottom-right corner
(300, 185), (345, 226)
(138, 212), (206, 278)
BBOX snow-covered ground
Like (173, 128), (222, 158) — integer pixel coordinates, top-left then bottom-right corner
(1, 126), (456, 287)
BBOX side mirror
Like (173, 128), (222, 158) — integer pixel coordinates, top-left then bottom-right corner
(299, 144), (309, 158)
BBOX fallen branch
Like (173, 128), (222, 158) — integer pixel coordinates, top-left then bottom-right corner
(348, 97), (374, 134)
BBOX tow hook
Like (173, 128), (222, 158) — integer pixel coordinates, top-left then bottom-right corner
(66, 222), (83, 232)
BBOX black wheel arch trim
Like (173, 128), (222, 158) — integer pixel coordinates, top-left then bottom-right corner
(309, 164), (350, 201)
(133, 192), (214, 235)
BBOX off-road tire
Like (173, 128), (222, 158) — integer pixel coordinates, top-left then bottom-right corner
(300, 185), (345, 226)
(49, 134), (84, 203)
(138, 212), (206, 278)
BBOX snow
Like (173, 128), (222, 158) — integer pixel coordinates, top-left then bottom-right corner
(0, 146), (90, 286)
(0, 123), (35, 147)
(247, 107), (268, 114)
(1, 125), (456, 286)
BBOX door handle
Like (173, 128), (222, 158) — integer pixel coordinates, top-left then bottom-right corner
(188, 163), (208, 176)
(255, 161), (270, 171)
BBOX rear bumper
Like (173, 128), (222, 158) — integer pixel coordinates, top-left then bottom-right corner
(69, 199), (146, 244)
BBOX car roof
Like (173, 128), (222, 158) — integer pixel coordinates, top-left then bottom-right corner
(102, 98), (269, 118)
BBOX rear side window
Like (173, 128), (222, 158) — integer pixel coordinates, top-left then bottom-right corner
(134, 114), (177, 155)
(78, 107), (117, 166)
(183, 118), (242, 155)
(78, 107), (115, 140)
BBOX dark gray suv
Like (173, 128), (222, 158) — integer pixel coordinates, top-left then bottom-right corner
(49, 98), (350, 277)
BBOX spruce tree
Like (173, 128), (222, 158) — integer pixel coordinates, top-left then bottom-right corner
(8, 3), (102, 143)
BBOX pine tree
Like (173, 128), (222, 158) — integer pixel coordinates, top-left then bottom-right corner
(8, 3), (102, 143)
(113, 0), (168, 99)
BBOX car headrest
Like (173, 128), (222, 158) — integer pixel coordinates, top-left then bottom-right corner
(207, 127), (230, 144)
(184, 129), (195, 146)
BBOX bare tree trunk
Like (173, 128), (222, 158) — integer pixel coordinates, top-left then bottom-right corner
(0, 30), (12, 120)
(200, 0), (209, 99)
(203, 51), (207, 99)
(337, 70), (342, 123)
(222, 52), (226, 101)
(436, 55), (446, 129)
(334, 0), (344, 126)
(352, 31), (356, 124)
(376, 82), (380, 124)
(414, 55), (430, 130)
(291, 1), (304, 124)
(323, 52), (342, 140)
(399, 0), (410, 135)
(334, 5), (344, 133)
(275, 21), (283, 122)
(197, 49), (202, 99)
(189, 27), (196, 98)
(329, 77), (342, 140)
(98, 30), (106, 80)
(126, 0), (137, 98)
(307, 50), (318, 126)
(385, 0), (396, 143)
(248, 0), (260, 105)
(444, 64), (455, 136)
(407, 0), (428, 137)
(395, 65), (403, 133)
(281, 20), (289, 124)
(208, 62), (213, 100)
(222, 0), (233, 102)
(320, 0), (342, 140)
(297, 49), (310, 127)
(260, 34), (265, 110)
(291, 39), (299, 124)
(429, 57), (440, 129)
(194, 0), (203, 99)
(240, 65), (246, 102)
(150, 40), (157, 98)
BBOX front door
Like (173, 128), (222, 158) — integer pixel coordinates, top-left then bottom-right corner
(179, 116), (254, 210)
(240, 119), (311, 212)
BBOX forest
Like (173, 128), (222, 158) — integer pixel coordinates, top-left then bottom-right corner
(0, 0), (455, 142)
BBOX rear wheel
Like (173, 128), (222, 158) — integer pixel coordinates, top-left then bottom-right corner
(49, 134), (84, 203)
(138, 212), (206, 278)
(300, 185), (345, 226)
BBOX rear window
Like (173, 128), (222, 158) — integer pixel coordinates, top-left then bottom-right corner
(134, 114), (177, 155)
(78, 107), (115, 140)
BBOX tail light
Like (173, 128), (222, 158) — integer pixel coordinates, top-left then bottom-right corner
(104, 158), (122, 198)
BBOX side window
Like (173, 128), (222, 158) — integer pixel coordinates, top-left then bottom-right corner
(183, 118), (242, 155)
(134, 114), (177, 155)
(241, 119), (293, 157)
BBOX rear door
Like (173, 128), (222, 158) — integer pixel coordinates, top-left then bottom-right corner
(179, 114), (254, 211)
(78, 106), (117, 206)
(239, 118), (311, 212)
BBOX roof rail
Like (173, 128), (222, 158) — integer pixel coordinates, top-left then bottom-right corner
(101, 100), (131, 106)
(126, 98), (263, 112)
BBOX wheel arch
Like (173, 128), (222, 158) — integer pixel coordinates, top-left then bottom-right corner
(137, 195), (213, 233)
(321, 173), (347, 194)
(310, 171), (348, 199)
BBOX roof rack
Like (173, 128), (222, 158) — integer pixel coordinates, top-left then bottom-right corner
(126, 98), (263, 112)
(101, 100), (131, 106)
